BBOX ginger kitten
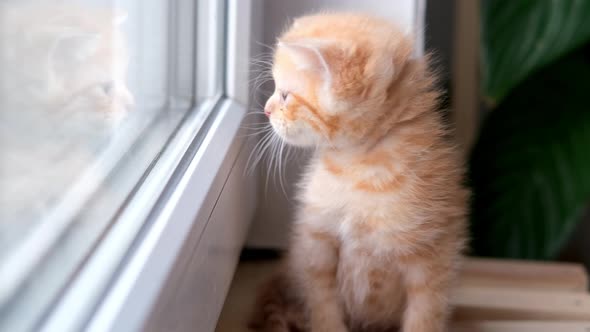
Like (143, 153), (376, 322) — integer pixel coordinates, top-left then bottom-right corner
(249, 13), (469, 332)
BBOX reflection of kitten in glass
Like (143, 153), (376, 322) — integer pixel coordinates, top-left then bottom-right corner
(0, 3), (132, 224)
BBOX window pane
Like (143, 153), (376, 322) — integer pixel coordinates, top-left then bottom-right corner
(0, 0), (223, 329)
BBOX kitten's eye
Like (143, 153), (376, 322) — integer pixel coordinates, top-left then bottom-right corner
(280, 91), (289, 102)
(101, 81), (114, 96)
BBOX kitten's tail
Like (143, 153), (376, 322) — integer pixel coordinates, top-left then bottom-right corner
(248, 270), (307, 332)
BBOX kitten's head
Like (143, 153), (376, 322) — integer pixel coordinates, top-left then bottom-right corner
(0, 3), (132, 134)
(265, 13), (421, 148)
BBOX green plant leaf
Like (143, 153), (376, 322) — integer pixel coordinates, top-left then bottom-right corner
(482, 0), (590, 104)
(470, 52), (590, 259)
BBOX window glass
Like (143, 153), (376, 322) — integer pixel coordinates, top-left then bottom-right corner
(0, 0), (223, 329)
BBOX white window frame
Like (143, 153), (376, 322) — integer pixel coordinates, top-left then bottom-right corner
(38, 1), (256, 331)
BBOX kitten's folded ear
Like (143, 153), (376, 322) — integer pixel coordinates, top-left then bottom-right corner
(277, 39), (341, 81)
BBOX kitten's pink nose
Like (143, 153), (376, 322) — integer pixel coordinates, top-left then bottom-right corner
(264, 107), (271, 117)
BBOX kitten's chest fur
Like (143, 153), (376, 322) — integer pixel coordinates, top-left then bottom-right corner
(300, 154), (399, 219)
(299, 155), (409, 322)
(299, 154), (412, 241)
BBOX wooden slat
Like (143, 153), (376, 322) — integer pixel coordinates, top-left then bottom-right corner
(452, 321), (590, 332)
(461, 258), (588, 292)
(452, 286), (590, 321)
(216, 259), (590, 331)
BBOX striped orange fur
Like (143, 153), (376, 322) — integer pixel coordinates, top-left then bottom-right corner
(251, 13), (469, 332)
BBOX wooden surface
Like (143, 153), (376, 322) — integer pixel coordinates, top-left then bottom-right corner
(215, 258), (590, 332)
(452, 321), (590, 332)
(215, 261), (277, 332)
(461, 258), (588, 292)
(453, 286), (590, 321)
